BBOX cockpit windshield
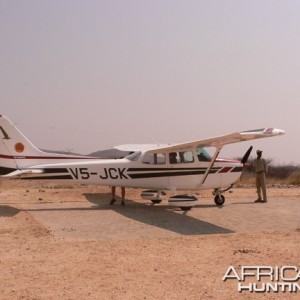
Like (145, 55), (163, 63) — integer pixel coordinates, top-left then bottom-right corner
(125, 151), (141, 161)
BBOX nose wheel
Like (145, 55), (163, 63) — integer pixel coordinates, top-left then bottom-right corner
(212, 185), (233, 206)
(214, 194), (225, 206)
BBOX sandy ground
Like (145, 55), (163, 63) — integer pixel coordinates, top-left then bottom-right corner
(0, 178), (299, 300)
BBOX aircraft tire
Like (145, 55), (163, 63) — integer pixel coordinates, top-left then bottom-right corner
(151, 200), (162, 204)
(180, 206), (192, 211)
(214, 195), (225, 206)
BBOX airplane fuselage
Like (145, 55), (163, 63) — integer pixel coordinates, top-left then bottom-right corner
(24, 157), (243, 191)
(0, 114), (285, 206)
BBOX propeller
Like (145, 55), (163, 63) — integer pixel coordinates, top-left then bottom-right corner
(241, 146), (253, 165)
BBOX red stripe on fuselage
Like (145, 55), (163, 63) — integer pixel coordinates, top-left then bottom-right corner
(218, 167), (233, 173)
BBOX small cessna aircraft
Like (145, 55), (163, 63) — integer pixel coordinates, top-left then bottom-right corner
(0, 115), (284, 210)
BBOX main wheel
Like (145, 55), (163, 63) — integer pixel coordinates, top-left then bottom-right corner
(180, 206), (192, 211)
(151, 199), (162, 204)
(214, 194), (225, 206)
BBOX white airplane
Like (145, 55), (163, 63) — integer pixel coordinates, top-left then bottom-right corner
(0, 115), (285, 210)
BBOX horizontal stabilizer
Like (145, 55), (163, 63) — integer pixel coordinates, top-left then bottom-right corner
(3, 169), (44, 177)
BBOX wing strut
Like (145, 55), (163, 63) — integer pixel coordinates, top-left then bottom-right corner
(199, 146), (222, 186)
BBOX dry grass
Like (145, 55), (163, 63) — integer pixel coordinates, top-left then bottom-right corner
(287, 170), (300, 185)
(241, 169), (300, 186)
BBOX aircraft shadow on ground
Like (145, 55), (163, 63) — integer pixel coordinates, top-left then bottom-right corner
(84, 193), (234, 235)
(0, 205), (20, 217)
(13, 193), (234, 236)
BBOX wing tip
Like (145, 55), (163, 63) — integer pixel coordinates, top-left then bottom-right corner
(272, 128), (285, 136)
(241, 128), (285, 136)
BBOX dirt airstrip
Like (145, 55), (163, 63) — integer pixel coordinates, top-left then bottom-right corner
(0, 179), (299, 299)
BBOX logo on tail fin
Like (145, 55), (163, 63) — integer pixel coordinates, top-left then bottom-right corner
(15, 142), (25, 153)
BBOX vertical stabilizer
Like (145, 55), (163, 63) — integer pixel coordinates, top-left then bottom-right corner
(0, 115), (97, 175)
(0, 115), (47, 158)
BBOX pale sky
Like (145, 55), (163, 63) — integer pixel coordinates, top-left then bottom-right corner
(1, 1), (299, 165)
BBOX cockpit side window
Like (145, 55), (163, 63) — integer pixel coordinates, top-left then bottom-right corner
(196, 147), (212, 162)
(142, 153), (166, 165)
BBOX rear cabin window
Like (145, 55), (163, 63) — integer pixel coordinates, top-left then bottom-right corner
(142, 153), (166, 165)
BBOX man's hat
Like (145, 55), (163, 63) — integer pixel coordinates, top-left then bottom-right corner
(256, 150), (262, 154)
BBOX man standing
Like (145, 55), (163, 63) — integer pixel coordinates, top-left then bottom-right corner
(110, 186), (126, 206)
(253, 150), (268, 203)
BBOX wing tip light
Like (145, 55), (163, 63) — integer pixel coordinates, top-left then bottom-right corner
(272, 128), (285, 136)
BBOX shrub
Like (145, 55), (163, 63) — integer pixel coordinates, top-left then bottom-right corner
(287, 171), (300, 185)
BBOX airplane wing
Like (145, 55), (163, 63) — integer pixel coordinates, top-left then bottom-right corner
(114, 144), (169, 152)
(115, 128), (285, 153)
